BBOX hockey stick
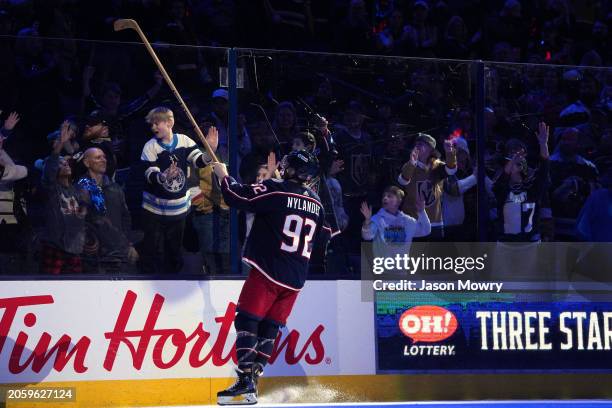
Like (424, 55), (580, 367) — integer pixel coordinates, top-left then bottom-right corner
(113, 18), (219, 163)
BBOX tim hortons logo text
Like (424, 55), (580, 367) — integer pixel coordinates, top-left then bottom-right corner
(0, 291), (325, 374)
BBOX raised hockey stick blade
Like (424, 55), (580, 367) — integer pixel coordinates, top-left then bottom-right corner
(113, 19), (138, 32)
(112, 18), (219, 163)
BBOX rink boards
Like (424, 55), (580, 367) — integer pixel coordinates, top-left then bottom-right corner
(0, 280), (611, 407)
(0, 280), (373, 406)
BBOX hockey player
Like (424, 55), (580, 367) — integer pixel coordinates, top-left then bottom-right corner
(212, 150), (331, 405)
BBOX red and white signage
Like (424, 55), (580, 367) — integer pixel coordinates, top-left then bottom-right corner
(399, 305), (458, 343)
(0, 280), (374, 383)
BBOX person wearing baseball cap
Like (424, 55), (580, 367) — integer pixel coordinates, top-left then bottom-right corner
(79, 110), (117, 179)
(415, 133), (440, 156)
(212, 88), (229, 101)
(397, 132), (457, 239)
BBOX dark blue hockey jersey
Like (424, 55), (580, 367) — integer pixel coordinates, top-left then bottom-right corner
(221, 176), (331, 290)
(141, 133), (207, 217)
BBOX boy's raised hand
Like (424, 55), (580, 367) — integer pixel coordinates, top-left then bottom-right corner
(360, 201), (372, 222)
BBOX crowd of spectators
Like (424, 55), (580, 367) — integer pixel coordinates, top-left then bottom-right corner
(0, 0), (610, 275)
(0, 1), (609, 68)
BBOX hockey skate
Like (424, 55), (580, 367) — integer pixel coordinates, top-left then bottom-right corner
(217, 370), (257, 405)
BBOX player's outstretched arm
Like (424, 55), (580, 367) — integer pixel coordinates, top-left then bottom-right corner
(212, 162), (270, 212)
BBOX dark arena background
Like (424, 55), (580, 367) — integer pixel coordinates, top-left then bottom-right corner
(0, 0), (611, 407)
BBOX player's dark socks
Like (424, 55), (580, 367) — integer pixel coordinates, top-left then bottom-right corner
(253, 337), (274, 368)
(253, 319), (280, 369)
(236, 331), (257, 371)
(234, 313), (259, 371)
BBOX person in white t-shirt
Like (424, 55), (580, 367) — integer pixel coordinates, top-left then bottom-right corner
(361, 185), (431, 258)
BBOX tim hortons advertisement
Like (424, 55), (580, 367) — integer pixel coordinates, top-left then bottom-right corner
(0, 280), (375, 384)
(376, 297), (612, 371)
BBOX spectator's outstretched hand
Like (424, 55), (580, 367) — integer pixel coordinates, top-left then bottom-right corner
(314, 115), (329, 137)
(53, 120), (72, 153)
(537, 121), (550, 159)
(265, 151), (279, 179)
(3, 112), (20, 131)
(415, 194), (425, 212)
(410, 146), (419, 164)
(205, 125), (218, 152)
(360, 201), (372, 222)
(444, 139), (455, 156)
(537, 122), (549, 145)
(59, 120), (72, 144)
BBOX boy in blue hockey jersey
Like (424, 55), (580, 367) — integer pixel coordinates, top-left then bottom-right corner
(140, 107), (216, 274)
(212, 150), (331, 405)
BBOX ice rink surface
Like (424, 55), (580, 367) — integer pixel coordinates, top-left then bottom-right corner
(157, 400), (612, 408)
